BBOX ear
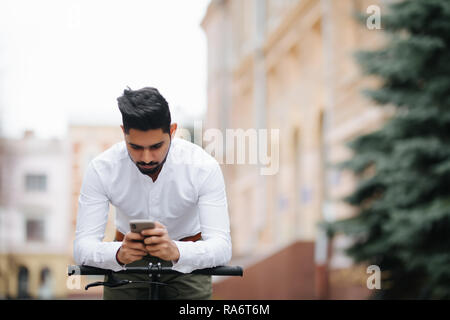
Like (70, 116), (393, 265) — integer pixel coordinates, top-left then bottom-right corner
(120, 125), (125, 135)
(170, 123), (177, 138)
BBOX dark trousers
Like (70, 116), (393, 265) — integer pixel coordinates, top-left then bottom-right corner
(103, 255), (212, 300)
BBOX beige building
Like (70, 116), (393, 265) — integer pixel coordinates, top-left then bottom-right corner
(202, 0), (390, 298)
(0, 131), (71, 299)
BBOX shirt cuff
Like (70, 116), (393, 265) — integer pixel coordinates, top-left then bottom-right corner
(171, 241), (197, 274)
(104, 241), (127, 272)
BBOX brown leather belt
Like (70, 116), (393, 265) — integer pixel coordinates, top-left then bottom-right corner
(115, 230), (201, 242)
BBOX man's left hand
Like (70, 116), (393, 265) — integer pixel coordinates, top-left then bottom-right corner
(141, 221), (180, 262)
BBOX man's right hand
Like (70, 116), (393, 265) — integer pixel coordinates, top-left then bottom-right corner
(116, 231), (148, 265)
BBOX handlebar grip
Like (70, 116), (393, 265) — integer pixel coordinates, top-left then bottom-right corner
(68, 265), (110, 276)
(192, 266), (244, 276)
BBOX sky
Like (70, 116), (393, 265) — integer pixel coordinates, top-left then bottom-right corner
(0, 0), (210, 139)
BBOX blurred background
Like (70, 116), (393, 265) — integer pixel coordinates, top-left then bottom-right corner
(1, 0), (449, 299)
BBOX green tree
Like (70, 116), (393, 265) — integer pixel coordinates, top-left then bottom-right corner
(324, 0), (450, 299)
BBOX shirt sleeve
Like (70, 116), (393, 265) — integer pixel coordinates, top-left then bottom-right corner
(171, 162), (232, 273)
(73, 161), (125, 272)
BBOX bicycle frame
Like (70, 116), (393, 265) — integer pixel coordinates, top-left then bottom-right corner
(68, 264), (243, 300)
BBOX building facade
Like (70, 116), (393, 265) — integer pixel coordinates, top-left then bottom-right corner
(202, 0), (390, 298)
(0, 131), (71, 299)
(0, 125), (128, 299)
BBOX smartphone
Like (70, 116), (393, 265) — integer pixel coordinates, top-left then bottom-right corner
(129, 219), (155, 234)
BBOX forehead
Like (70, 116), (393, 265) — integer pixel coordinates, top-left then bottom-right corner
(125, 128), (167, 145)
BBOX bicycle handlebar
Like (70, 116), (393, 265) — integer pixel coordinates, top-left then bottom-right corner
(68, 265), (243, 277)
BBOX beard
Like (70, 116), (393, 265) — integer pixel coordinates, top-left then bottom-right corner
(130, 139), (171, 176)
(137, 162), (163, 175)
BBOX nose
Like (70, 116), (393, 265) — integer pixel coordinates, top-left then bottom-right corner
(141, 148), (153, 164)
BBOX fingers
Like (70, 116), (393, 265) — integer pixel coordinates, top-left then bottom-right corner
(131, 222), (177, 261)
(126, 240), (147, 251)
(129, 249), (148, 256)
(125, 231), (145, 242)
(141, 228), (165, 237)
(145, 241), (179, 261)
(143, 236), (165, 245)
(145, 243), (169, 253)
(141, 221), (166, 237)
(122, 242), (147, 255)
(125, 250), (147, 258)
(145, 246), (162, 255)
(116, 245), (147, 265)
(122, 232), (147, 259)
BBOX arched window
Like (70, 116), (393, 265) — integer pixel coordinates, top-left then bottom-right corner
(38, 267), (53, 299)
(17, 266), (30, 299)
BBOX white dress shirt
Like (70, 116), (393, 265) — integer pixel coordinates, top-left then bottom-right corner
(73, 137), (232, 273)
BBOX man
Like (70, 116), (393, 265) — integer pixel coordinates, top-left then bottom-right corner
(73, 87), (232, 299)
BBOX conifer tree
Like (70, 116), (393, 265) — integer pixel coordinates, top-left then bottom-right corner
(324, 0), (450, 299)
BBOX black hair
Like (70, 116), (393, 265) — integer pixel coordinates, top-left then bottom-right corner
(117, 87), (171, 134)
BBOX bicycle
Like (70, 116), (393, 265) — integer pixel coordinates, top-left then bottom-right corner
(68, 264), (243, 300)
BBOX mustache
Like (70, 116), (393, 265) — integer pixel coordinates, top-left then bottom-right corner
(137, 161), (159, 166)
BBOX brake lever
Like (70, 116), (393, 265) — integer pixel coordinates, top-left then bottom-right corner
(85, 279), (130, 290)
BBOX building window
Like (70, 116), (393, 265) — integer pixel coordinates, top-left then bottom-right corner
(17, 266), (30, 299)
(25, 174), (47, 192)
(26, 218), (45, 242)
(38, 267), (53, 299)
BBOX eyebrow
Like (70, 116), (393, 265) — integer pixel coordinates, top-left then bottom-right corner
(128, 140), (164, 149)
